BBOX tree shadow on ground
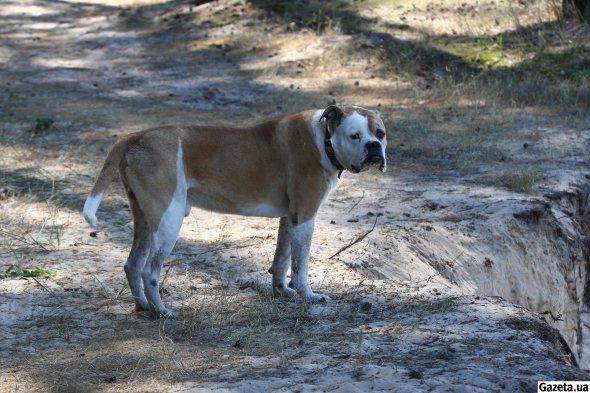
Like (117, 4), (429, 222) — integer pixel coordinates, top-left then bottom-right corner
(251, 0), (589, 106)
(251, 0), (478, 82)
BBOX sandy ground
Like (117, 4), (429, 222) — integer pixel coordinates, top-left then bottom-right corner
(1, 0), (590, 391)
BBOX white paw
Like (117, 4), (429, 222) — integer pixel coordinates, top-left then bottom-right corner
(134, 295), (150, 311)
(154, 308), (177, 319)
(273, 285), (297, 298)
(135, 301), (150, 312)
(303, 292), (332, 303)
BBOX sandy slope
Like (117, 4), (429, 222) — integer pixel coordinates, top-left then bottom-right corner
(1, 0), (589, 391)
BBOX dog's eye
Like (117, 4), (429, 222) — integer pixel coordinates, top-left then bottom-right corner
(376, 129), (386, 140)
(350, 133), (360, 140)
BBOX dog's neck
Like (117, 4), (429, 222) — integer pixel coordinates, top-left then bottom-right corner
(324, 127), (345, 179)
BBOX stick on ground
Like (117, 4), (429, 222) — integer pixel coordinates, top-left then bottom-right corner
(329, 216), (378, 259)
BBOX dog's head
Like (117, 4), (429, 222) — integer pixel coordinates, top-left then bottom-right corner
(321, 105), (387, 174)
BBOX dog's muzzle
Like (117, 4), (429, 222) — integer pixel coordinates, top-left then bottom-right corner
(351, 141), (386, 173)
(363, 154), (386, 171)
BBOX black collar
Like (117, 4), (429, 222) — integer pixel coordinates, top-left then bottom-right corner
(324, 127), (345, 179)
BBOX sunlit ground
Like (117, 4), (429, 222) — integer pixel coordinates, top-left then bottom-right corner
(67, 0), (170, 5)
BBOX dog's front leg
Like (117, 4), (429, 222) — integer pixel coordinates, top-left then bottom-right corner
(289, 216), (331, 303)
(270, 217), (297, 298)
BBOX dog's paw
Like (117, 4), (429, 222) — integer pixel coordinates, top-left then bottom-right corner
(273, 285), (297, 298)
(153, 308), (178, 319)
(135, 300), (150, 312)
(304, 292), (332, 303)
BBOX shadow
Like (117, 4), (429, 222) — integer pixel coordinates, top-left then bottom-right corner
(0, 1), (589, 372)
(0, 0), (333, 239)
(0, 167), (95, 212)
(250, 1), (589, 100)
(0, 165), (281, 286)
(1, 0), (586, 175)
(3, 285), (586, 391)
(250, 0), (478, 81)
(0, 0), (325, 150)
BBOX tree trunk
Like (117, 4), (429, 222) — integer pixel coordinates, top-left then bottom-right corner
(563, 0), (589, 22)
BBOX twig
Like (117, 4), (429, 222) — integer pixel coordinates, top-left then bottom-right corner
(539, 310), (563, 321)
(411, 249), (466, 285)
(0, 227), (49, 251)
(31, 276), (58, 299)
(329, 216), (378, 259)
(348, 191), (365, 213)
(88, 269), (116, 299)
(172, 242), (256, 258)
(160, 260), (181, 290)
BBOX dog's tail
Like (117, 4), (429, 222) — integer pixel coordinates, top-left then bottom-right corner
(83, 135), (135, 227)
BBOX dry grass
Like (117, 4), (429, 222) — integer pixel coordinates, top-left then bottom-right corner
(2, 258), (470, 391)
(1, 0), (589, 391)
(243, 0), (590, 177)
(5, 281), (391, 392)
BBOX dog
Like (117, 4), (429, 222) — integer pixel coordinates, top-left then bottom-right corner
(83, 105), (387, 317)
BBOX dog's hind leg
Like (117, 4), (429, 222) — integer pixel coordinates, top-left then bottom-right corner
(270, 217), (296, 298)
(141, 142), (187, 318)
(111, 135), (190, 318)
(123, 186), (151, 312)
(141, 197), (185, 318)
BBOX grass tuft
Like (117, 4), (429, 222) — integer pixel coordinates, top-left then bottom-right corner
(502, 168), (545, 193)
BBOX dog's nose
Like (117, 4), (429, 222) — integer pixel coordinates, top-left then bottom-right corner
(366, 141), (381, 151)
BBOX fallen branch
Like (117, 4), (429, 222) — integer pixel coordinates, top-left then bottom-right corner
(539, 310), (564, 322)
(31, 276), (58, 299)
(410, 249), (466, 286)
(329, 216), (378, 259)
(348, 191), (365, 213)
(171, 242), (256, 258)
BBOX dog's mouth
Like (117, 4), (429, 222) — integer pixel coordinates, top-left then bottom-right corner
(350, 155), (386, 174)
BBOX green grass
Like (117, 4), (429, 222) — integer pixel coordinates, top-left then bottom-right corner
(0, 266), (56, 279)
(448, 40), (513, 69)
(502, 168), (545, 193)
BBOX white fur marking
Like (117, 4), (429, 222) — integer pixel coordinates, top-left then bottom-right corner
(154, 140), (187, 244)
(290, 217), (316, 297)
(331, 110), (376, 172)
(341, 111), (370, 139)
(243, 203), (288, 217)
(143, 139), (186, 317)
(83, 192), (103, 227)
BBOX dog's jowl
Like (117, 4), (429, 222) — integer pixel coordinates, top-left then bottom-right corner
(83, 105), (387, 317)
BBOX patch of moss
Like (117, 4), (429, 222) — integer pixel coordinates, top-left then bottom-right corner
(449, 42), (513, 69)
(448, 34), (589, 80)
(526, 46), (590, 82)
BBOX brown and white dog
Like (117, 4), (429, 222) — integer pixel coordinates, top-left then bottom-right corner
(83, 105), (387, 317)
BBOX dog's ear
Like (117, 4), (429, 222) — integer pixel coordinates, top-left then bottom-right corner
(320, 105), (344, 135)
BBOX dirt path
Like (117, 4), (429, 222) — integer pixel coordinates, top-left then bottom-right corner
(1, 1), (589, 391)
